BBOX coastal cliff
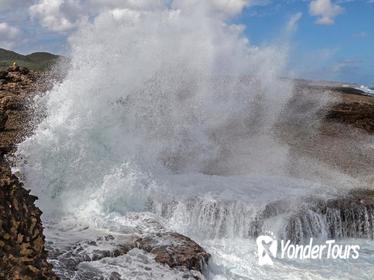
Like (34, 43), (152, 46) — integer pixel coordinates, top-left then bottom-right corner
(0, 66), (57, 279)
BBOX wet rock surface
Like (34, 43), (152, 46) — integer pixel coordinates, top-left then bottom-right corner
(48, 233), (209, 279)
(47, 234), (137, 275)
(251, 88), (374, 243)
(0, 66), (57, 279)
(135, 232), (210, 272)
(285, 190), (374, 243)
(325, 95), (374, 134)
(278, 80), (374, 180)
(277, 84), (374, 242)
(250, 190), (374, 243)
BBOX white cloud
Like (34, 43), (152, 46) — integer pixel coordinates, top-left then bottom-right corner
(29, 0), (84, 32)
(29, 0), (165, 32)
(287, 12), (302, 32)
(0, 22), (21, 49)
(27, 0), (270, 32)
(0, 0), (28, 12)
(179, 0), (269, 16)
(309, 0), (343, 25)
(90, 0), (164, 10)
(208, 0), (251, 15)
(0, 0), (13, 10)
(29, 0), (266, 32)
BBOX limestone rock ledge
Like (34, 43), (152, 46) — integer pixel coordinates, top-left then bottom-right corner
(135, 232), (210, 272)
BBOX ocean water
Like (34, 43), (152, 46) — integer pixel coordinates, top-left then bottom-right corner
(357, 85), (374, 96)
(15, 1), (374, 279)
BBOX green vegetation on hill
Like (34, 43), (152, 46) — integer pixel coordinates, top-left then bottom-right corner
(0, 48), (61, 71)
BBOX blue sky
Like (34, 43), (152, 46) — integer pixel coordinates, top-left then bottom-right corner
(0, 0), (373, 85)
(237, 0), (374, 84)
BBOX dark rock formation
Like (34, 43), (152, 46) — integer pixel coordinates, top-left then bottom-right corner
(48, 232), (209, 278)
(0, 167), (56, 279)
(47, 234), (136, 275)
(285, 190), (374, 243)
(0, 111), (8, 131)
(0, 70), (7, 80)
(325, 101), (374, 133)
(256, 81), (374, 242)
(135, 232), (210, 272)
(331, 86), (371, 96)
(0, 67), (57, 279)
(250, 190), (374, 244)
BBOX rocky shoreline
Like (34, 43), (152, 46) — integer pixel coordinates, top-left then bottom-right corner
(0, 66), (57, 279)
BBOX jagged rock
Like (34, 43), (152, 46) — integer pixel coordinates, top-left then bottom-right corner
(19, 67), (30, 75)
(0, 67), (40, 93)
(1, 95), (24, 110)
(51, 232), (210, 274)
(135, 232), (210, 273)
(0, 66), (57, 279)
(283, 190), (374, 243)
(0, 174), (58, 279)
(0, 111), (8, 131)
(326, 102), (374, 133)
(8, 65), (20, 72)
(249, 190), (374, 244)
(48, 231), (209, 279)
(48, 235), (136, 272)
(0, 70), (7, 80)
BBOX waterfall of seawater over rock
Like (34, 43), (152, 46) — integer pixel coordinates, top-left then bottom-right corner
(15, 1), (374, 279)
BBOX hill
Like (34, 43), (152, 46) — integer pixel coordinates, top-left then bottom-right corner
(0, 48), (61, 71)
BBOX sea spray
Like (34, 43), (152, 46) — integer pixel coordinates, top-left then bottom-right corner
(16, 1), (292, 219)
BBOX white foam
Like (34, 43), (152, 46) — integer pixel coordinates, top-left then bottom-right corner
(357, 85), (374, 96)
(16, 1), (292, 220)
